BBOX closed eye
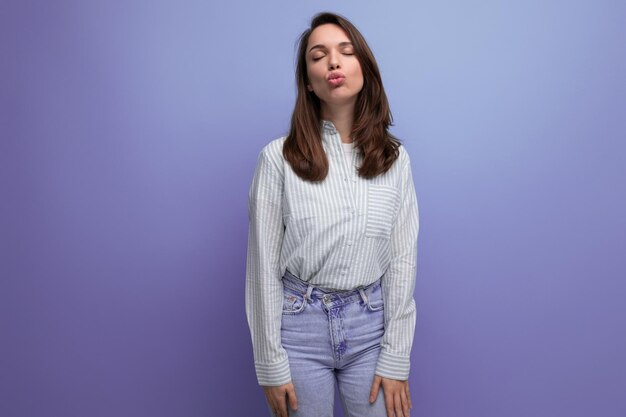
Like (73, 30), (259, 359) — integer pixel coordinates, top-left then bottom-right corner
(312, 53), (354, 61)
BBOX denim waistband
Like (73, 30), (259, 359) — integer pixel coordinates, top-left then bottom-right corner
(282, 268), (381, 306)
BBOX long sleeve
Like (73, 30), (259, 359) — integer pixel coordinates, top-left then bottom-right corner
(375, 155), (419, 380)
(245, 148), (291, 386)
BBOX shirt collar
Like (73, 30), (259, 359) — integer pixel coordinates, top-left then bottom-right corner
(320, 119), (337, 132)
(319, 119), (361, 154)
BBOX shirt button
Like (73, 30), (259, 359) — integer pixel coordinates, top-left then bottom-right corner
(346, 241), (353, 246)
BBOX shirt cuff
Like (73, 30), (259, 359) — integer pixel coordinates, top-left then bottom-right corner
(255, 357), (292, 386)
(375, 349), (411, 380)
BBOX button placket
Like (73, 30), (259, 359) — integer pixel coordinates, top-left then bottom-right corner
(331, 131), (356, 202)
(324, 121), (359, 248)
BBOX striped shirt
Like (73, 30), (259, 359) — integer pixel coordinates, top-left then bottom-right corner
(246, 119), (419, 386)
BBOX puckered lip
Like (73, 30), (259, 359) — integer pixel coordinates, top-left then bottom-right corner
(327, 71), (346, 81)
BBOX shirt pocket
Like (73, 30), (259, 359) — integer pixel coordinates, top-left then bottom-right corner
(365, 184), (401, 239)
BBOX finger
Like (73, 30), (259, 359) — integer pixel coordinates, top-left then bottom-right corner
(273, 399), (282, 417)
(268, 400), (278, 417)
(400, 388), (410, 416)
(287, 385), (298, 411)
(264, 388), (279, 415)
(394, 392), (404, 417)
(369, 376), (381, 404)
(266, 397), (275, 416)
(277, 394), (288, 417)
(384, 386), (395, 417)
(405, 384), (412, 409)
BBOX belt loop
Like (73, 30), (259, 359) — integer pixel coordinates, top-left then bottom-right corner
(305, 284), (314, 303)
(358, 287), (368, 305)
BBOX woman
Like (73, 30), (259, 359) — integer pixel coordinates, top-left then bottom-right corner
(246, 11), (419, 417)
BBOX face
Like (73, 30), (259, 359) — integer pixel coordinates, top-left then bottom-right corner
(305, 23), (364, 108)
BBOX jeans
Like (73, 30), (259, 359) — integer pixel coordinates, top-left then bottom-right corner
(272, 268), (387, 417)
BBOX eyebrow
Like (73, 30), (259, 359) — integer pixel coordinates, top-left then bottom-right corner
(308, 41), (353, 53)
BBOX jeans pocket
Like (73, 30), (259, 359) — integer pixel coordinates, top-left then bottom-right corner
(365, 184), (400, 239)
(366, 283), (385, 312)
(282, 287), (307, 315)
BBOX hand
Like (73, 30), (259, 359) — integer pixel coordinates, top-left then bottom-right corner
(262, 382), (298, 417)
(369, 375), (412, 417)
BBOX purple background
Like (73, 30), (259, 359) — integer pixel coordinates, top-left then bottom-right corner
(2, 1), (625, 416)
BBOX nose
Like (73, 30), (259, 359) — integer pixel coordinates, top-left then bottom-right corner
(328, 50), (341, 70)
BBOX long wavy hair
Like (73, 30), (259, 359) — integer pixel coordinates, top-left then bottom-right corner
(283, 11), (402, 182)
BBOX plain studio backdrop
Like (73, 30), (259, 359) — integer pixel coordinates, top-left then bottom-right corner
(1, 1), (625, 416)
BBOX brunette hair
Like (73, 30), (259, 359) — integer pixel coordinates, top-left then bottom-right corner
(283, 11), (402, 182)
